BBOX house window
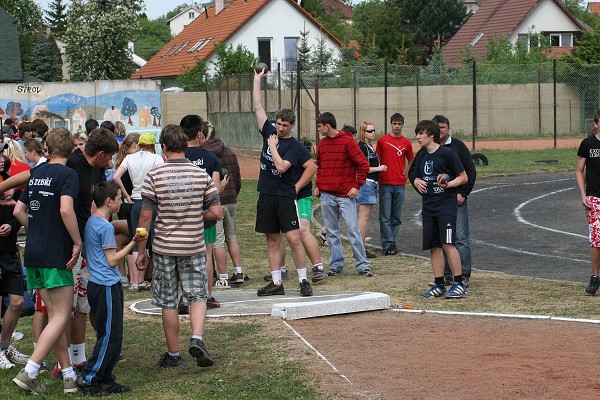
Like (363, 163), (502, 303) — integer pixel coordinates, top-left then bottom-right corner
(284, 37), (298, 71)
(258, 38), (272, 70)
(550, 33), (573, 47)
(517, 34), (529, 46)
(189, 12), (195, 18)
(197, 38), (212, 52)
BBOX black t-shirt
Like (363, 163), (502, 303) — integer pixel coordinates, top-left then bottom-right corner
(185, 146), (221, 229)
(20, 163), (79, 268)
(292, 144), (313, 200)
(578, 136), (600, 198)
(413, 145), (464, 217)
(257, 120), (304, 199)
(67, 151), (94, 239)
(359, 141), (380, 182)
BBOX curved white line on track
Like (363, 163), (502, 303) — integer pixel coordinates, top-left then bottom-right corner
(393, 308), (600, 324)
(513, 187), (586, 238)
(472, 239), (588, 263)
(282, 320), (352, 385)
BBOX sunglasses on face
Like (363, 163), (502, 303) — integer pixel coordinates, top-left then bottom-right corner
(365, 129), (376, 133)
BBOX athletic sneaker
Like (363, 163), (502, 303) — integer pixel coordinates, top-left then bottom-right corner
(5, 345), (29, 364)
(365, 249), (378, 259)
(229, 272), (245, 285)
(120, 276), (130, 288)
(63, 376), (78, 394)
(0, 350), (15, 369)
(128, 284), (139, 293)
(52, 363), (63, 380)
(444, 276), (454, 286)
(327, 269), (342, 276)
(12, 331), (24, 341)
(38, 361), (48, 374)
(257, 281), (285, 296)
(116, 354), (126, 364)
(586, 275), (600, 295)
(189, 338), (214, 367)
(421, 284), (446, 298)
(77, 379), (109, 396)
(462, 277), (470, 288)
(311, 266), (327, 283)
(207, 297), (220, 309)
(316, 230), (327, 246)
(263, 270), (289, 282)
(299, 279), (313, 297)
(358, 269), (374, 277)
(13, 368), (46, 395)
(157, 352), (184, 368)
(214, 278), (230, 289)
(444, 282), (468, 298)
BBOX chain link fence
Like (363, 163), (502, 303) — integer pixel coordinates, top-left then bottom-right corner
(203, 61), (600, 149)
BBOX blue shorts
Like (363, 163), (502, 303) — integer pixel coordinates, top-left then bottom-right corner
(357, 180), (378, 205)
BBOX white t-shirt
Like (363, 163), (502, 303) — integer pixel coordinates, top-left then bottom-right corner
(120, 151), (164, 199)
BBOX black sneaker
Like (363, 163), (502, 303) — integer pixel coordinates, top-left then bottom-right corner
(311, 266), (327, 283)
(299, 279), (313, 296)
(327, 269), (342, 276)
(76, 379), (111, 397)
(189, 338), (214, 367)
(586, 275), (600, 295)
(365, 249), (377, 259)
(157, 352), (184, 368)
(384, 244), (398, 255)
(229, 272), (244, 285)
(257, 281), (285, 296)
(358, 269), (373, 277)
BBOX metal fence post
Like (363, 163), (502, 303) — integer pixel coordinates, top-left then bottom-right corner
(472, 60), (477, 150)
(296, 61), (301, 140)
(237, 73), (242, 113)
(384, 61), (388, 134)
(226, 75), (230, 112)
(205, 75), (210, 117)
(538, 66), (542, 135)
(277, 62), (281, 111)
(416, 66), (420, 122)
(315, 78), (320, 146)
(353, 67), (357, 128)
(553, 59), (557, 148)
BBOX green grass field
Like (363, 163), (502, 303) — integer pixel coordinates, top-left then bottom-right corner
(1, 146), (592, 399)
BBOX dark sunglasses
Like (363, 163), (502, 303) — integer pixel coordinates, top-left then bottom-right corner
(365, 129), (376, 133)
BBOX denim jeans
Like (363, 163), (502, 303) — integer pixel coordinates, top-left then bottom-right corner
(444, 197), (472, 278)
(378, 184), (405, 252)
(320, 192), (370, 273)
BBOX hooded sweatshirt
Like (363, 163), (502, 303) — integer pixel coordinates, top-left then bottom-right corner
(201, 138), (241, 205)
(316, 130), (369, 197)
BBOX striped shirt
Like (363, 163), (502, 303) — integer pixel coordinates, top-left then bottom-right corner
(141, 158), (220, 256)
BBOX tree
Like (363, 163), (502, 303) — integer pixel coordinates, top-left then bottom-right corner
(27, 33), (63, 82)
(176, 57), (208, 91)
(134, 15), (172, 61)
(297, 23), (313, 69)
(352, 0), (404, 62)
(481, 34), (549, 65)
(44, 0), (68, 37)
(212, 43), (257, 76)
(150, 106), (161, 127)
(121, 97), (138, 126)
(301, 0), (350, 40)
(63, 0), (143, 81)
(0, 0), (44, 70)
(563, 29), (600, 64)
(311, 33), (334, 74)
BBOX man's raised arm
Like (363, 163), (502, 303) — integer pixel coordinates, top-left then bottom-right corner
(253, 69), (268, 129)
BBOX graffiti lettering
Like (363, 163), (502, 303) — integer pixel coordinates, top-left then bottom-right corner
(16, 85), (42, 95)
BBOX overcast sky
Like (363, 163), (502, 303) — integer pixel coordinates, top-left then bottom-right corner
(33, 0), (595, 21)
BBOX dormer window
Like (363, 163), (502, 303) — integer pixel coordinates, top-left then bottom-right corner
(189, 12), (195, 18)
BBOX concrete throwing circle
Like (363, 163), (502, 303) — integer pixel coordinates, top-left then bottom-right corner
(129, 289), (390, 320)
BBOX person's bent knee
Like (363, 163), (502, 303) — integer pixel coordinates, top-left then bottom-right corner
(9, 296), (24, 310)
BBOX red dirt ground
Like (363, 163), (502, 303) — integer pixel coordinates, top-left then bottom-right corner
(288, 310), (600, 400)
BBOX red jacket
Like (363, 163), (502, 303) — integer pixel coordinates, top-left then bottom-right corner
(316, 130), (369, 197)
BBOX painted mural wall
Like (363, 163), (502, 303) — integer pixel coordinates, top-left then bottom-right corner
(0, 80), (162, 140)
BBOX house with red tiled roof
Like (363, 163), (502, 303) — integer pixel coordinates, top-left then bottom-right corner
(587, 2), (600, 17)
(132, 0), (343, 87)
(443, 0), (590, 66)
(323, 0), (353, 23)
(167, 3), (203, 37)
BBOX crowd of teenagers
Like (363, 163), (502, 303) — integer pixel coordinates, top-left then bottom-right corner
(0, 68), (487, 395)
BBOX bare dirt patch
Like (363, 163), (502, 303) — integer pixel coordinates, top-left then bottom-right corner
(288, 310), (600, 400)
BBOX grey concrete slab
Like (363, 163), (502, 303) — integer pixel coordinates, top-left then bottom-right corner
(129, 289), (390, 319)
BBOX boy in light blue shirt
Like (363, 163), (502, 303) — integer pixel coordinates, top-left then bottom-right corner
(77, 182), (143, 396)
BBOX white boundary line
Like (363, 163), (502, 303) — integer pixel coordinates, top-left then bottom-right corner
(282, 320), (353, 385)
(393, 308), (600, 324)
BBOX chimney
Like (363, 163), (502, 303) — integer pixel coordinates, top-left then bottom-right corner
(216, 0), (224, 15)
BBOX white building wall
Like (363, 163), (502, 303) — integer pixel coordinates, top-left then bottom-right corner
(204, 0), (341, 75)
(509, 0), (580, 42)
(169, 8), (201, 37)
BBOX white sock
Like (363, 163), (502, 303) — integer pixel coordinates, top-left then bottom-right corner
(234, 266), (242, 274)
(70, 343), (86, 365)
(25, 360), (41, 378)
(219, 273), (228, 280)
(168, 351), (180, 357)
(298, 268), (307, 282)
(62, 366), (77, 380)
(313, 263), (323, 271)
(192, 334), (203, 341)
(271, 270), (282, 285)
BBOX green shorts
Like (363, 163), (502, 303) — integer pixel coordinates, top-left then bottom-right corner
(297, 196), (313, 221)
(26, 267), (74, 290)
(204, 224), (216, 244)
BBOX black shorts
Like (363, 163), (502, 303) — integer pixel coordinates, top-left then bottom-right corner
(255, 193), (300, 234)
(422, 214), (456, 250)
(0, 253), (25, 296)
(117, 202), (133, 237)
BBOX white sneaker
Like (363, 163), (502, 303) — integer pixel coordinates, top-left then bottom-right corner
(214, 278), (230, 289)
(5, 345), (29, 364)
(120, 276), (130, 288)
(12, 331), (24, 341)
(0, 350), (15, 369)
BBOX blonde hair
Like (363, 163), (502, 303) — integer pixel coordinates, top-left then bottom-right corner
(73, 130), (88, 143)
(46, 128), (75, 158)
(114, 121), (126, 137)
(358, 121), (374, 143)
(4, 139), (26, 162)
(116, 133), (140, 167)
